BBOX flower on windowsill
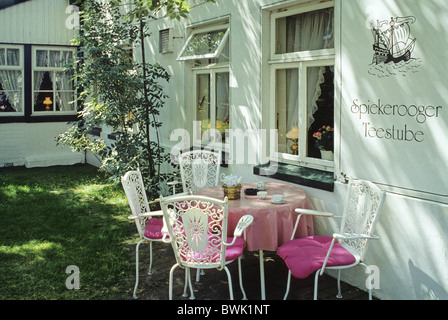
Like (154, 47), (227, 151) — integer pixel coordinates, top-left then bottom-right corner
(313, 125), (334, 151)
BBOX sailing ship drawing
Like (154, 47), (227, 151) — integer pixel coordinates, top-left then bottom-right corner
(369, 16), (421, 77)
(371, 16), (416, 64)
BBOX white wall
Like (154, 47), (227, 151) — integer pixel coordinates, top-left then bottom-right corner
(0, 0), (83, 168)
(140, 0), (448, 300)
(0, 122), (84, 168)
(0, 0), (77, 45)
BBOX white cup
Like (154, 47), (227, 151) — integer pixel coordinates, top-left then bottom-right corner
(257, 191), (267, 200)
(257, 182), (266, 189)
(272, 194), (284, 203)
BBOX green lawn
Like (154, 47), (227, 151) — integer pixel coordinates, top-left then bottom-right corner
(0, 165), (134, 300)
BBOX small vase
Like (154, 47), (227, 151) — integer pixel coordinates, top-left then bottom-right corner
(320, 150), (334, 161)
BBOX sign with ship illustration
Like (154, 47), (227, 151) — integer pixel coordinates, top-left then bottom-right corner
(368, 16), (421, 77)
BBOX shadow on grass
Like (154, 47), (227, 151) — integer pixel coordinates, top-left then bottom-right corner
(0, 165), (134, 300)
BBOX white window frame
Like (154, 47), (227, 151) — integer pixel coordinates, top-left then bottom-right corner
(178, 20), (231, 151)
(268, 1), (335, 172)
(177, 25), (230, 61)
(32, 46), (77, 116)
(0, 44), (24, 116)
(270, 1), (335, 62)
(192, 64), (230, 151)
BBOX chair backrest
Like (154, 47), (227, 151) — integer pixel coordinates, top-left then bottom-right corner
(160, 195), (229, 270)
(121, 170), (150, 239)
(178, 150), (222, 194)
(339, 180), (386, 260)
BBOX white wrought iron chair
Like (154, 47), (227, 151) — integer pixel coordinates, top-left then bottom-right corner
(121, 169), (168, 299)
(278, 179), (386, 300)
(167, 149), (222, 282)
(160, 195), (254, 300)
(168, 149), (222, 195)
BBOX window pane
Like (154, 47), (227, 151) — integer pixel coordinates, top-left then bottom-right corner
(275, 68), (299, 154)
(307, 66), (334, 159)
(55, 92), (75, 111)
(62, 51), (73, 66)
(276, 7), (334, 54)
(197, 74), (211, 136)
(34, 71), (53, 111)
(7, 49), (20, 66)
(55, 72), (73, 91)
(0, 70), (23, 112)
(34, 71), (53, 90)
(34, 93), (54, 112)
(0, 49), (4, 65)
(50, 50), (61, 67)
(180, 29), (227, 59)
(36, 50), (48, 67)
(216, 72), (229, 143)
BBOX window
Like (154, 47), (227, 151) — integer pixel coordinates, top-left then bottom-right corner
(178, 26), (229, 61)
(195, 70), (230, 144)
(269, 2), (335, 170)
(178, 22), (230, 147)
(33, 47), (77, 114)
(159, 29), (173, 54)
(0, 45), (23, 114)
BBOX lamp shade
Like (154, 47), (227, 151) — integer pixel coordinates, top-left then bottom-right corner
(286, 127), (299, 140)
(43, 97), (52, 105)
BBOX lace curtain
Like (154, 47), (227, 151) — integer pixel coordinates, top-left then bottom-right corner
(0, 48), (22, 112)
(34, 50), (74, 111)
(285, 8), (334, 129)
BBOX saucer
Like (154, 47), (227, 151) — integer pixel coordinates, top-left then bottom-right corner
(270, 199), (285, 204)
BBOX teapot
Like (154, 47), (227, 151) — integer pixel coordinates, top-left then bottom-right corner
(220, 173), (242, 187)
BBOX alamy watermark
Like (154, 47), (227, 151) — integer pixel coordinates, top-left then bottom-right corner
(366, 265), (380, 290)
(66, 5), (80, 30)
(170, 122), (279, 175)
(65, 265), (80, 290)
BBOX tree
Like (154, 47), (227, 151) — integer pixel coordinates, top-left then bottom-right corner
(57, 0), (218, 199)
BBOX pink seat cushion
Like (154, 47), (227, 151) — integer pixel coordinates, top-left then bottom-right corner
(179, 237), (245, 264)
(224, 237), (245, 261)
(144, 218), (165, 239)
(278, 235), (357, 279)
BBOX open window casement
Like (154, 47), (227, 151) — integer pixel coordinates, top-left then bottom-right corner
(177, 27), (229, 61)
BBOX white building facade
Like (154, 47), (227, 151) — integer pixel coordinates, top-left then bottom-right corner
(142, 0), (448, 300)
(1, 0), (447, 300)
(0, 0), (83, 167)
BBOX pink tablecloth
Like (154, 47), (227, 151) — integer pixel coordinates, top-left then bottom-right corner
(196, 182), (314, 251)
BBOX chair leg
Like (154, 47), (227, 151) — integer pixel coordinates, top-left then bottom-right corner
(360, 262), (373, 300)
(283, 270), (292, 300)
(224, 266), (234, 300)
(187, 268), (195, 300)
(238, 257), (247, 300)
(336, 270), (343, 299)
(313, 270), (320, 300)
(196, 268), (204, 282)
(169, 264), (179, 300)
(182, 268), (189, 298)
(133, 240), (144, 299)
(148, 241), (153, 275)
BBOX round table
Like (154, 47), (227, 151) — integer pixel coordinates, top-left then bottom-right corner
(196, 182), (314, 299)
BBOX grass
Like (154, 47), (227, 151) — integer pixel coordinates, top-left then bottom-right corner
(0, 165), (134, 300)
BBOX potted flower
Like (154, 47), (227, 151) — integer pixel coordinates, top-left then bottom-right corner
(313, 126), (334, 160)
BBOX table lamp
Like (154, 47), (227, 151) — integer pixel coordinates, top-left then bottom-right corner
(286, 126), (299, 155)
(43, 97), (52, 111)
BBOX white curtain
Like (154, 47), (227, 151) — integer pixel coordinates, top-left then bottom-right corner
(34, 50), (74, 111)
(285, 8), (334, 129)
(55, 72), (74, 111)
(34, 51), (49, 109)
(0, 49), (22, 112)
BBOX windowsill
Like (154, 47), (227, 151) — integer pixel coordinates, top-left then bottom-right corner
(254, 161), (334, 192)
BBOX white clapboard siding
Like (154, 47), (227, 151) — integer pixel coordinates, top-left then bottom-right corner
(0, 0), (77, 45)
